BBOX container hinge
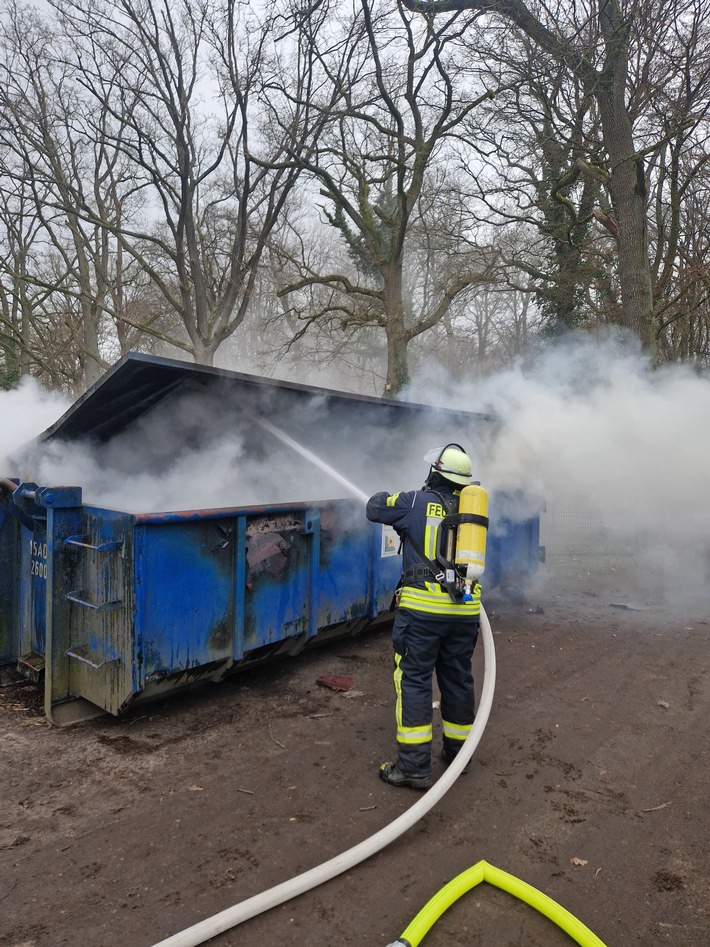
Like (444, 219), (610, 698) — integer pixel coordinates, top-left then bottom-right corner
(65, 644), (122, 670)
(65, 536), (123, 553)
(66, 590), (123, 612)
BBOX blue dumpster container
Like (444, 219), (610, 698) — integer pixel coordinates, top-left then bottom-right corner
(1, 354), (541, 723)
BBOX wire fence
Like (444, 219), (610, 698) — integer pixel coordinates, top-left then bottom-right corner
(539, 495), (640, 558)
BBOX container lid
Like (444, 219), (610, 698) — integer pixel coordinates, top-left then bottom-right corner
(39, 352), (493, 445)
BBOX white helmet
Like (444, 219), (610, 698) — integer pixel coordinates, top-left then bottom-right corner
(423, 444), (473, 486)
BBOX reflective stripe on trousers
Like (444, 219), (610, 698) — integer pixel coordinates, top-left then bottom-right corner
(442, 719), (473, 743)
(394, 652), (434, 746)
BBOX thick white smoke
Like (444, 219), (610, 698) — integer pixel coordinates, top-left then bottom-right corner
(3, 333), (709, 612)
(0, 377), (71, 474)
(3, 389), (350, 511)
(407, 331), (710, 611)
(476, 338), (710, 541)
(1, 379), (417, 511)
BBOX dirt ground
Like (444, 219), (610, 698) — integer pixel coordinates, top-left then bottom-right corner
(1, 555), (709, 947)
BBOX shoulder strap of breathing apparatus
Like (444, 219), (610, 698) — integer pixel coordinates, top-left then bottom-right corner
(401, 490), (486, 603)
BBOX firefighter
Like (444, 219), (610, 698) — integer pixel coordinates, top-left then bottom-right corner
(366, 444), (482, 790)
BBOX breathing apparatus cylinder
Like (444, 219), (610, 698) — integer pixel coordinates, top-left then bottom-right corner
(454, 483), (489, 600)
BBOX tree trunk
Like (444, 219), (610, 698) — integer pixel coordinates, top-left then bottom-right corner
(384, 324), (410, 397)
(82, 311), (102, 388)
(382, 264), (410, 397)
(596, 87), (656, 353)
(191, 339), (215, 367)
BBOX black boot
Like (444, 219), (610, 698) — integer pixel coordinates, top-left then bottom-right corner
(379, 761), (433, 790)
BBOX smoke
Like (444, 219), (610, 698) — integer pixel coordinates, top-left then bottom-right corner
(6, 387), (349, 511)
(407, 331), (710, 611)
(476, 336), (709, 536)
(3, 333), (709, 612)
(3, 379), (436, 512)
(0, 377), (71, 474)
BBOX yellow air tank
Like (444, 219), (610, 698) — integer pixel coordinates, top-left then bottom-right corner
(455, 483), (489, 596)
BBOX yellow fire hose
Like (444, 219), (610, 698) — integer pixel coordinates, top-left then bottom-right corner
(387, 859), (607, 947)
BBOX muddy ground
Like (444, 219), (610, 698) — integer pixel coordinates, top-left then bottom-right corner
(1, 556), (709, 947)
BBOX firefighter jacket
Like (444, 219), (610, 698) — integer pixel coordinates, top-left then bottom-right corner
(366, 485), (481, 618)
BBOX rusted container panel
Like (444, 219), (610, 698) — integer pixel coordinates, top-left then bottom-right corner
(0, 487), (400, 722)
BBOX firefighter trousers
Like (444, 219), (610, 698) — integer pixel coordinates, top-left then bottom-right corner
(390, 606), (479, 773)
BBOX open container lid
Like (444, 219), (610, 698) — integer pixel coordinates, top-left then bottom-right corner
(39, 352), (494, 445)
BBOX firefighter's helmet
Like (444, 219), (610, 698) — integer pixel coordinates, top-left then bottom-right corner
(424, 444), (473, 485)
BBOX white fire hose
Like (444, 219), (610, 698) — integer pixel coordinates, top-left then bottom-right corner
(150, 605), (496, 947)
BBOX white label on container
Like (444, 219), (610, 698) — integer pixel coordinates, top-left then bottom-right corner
(381, 525), (400, 558)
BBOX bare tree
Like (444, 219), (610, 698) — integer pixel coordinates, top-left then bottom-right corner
(633, 0), (710, 364)
(0, 173), (40, 387)
(461, 24), (614, 335)
(50, 0), (324, 366)
(0, 0), (323, 386)
(404, 0), (665, 356)
(415, 279), (540, 383)
(275, 0), (501, 396)
(659, 186), (710, 364)
(0, 4), (122, 386)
